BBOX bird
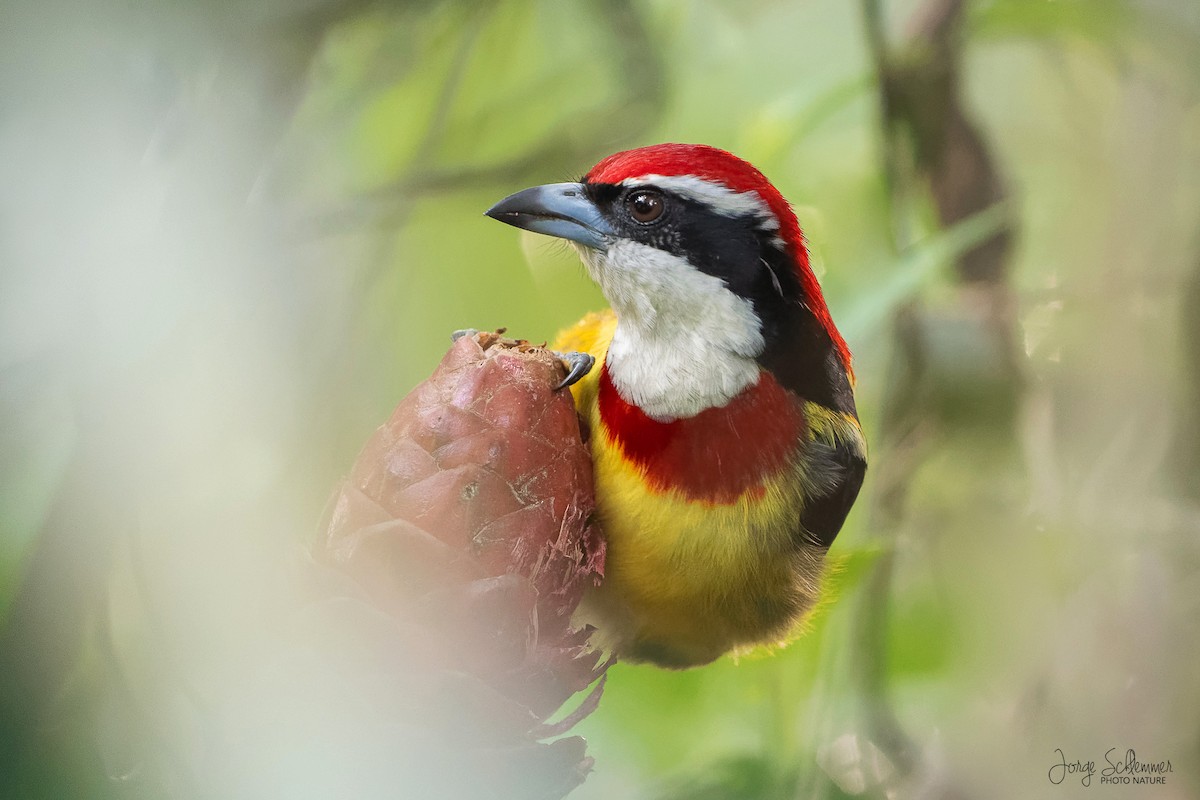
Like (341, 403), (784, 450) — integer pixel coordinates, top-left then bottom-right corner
(484, 143), (865, 668)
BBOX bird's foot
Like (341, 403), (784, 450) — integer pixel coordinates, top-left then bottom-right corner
(455, 329), (589, 390)
(553, 350), (595, 391)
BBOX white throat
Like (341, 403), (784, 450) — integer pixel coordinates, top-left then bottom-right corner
(575, 240), (764, 421)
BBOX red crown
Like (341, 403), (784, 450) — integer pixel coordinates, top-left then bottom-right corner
(586, 143), (850, 372)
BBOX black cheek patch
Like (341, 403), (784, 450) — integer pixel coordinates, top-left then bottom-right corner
(583, 182), (778, 296)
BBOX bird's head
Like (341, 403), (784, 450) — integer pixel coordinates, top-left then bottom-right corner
(487, 143), (852, 418)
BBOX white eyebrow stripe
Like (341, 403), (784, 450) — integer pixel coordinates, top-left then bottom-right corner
(619, 174), (779, 229)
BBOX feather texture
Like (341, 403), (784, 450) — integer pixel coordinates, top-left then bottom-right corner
(555, 312), (864, 667)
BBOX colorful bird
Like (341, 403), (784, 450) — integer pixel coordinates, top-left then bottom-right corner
(486, 143), (865, 668)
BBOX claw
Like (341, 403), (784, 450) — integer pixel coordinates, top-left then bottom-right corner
(553, 350), (595, 391)
(451, 328), (479, 343)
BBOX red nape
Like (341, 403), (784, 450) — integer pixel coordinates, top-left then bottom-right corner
(585, 143), (852, 375)
(597, 366), (806, 504)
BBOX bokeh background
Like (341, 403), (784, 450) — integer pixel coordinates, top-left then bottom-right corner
(2, 0), (1199, 798)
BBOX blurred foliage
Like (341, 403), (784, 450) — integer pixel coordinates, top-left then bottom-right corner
(2, 0), (1200, 798)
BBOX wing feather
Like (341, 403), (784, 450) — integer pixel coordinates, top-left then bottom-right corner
(798, 404), (867, 548)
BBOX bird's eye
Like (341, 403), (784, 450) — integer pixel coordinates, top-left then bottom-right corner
(625, 189), (665, 224)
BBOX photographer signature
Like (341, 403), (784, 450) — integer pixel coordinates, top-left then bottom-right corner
(1049, 748), (1173, 788)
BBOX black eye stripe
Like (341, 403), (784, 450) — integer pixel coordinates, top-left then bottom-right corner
(583, 182), (789, 288)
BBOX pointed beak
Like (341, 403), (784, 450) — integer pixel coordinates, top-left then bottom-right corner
(485, 182), (614, 251)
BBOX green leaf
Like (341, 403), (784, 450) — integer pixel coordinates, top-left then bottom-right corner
(835, 203), (1011, 341)
(969, 0), (1200, 85)
(742, 72), (873, 164)
(886, 590), (957, 678)
(969, 0), (1138, 46)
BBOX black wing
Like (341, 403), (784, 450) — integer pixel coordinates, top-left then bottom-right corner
(798, 425), (867, 549)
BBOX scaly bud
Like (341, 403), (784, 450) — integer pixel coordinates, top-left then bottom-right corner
(318, 331), (608, 799)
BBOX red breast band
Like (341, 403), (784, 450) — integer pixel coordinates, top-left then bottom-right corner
(597, 365), (805, 504)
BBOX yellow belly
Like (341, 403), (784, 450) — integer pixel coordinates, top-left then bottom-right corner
(583, 421), (826, 667)
(555, 310), (829, 667)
